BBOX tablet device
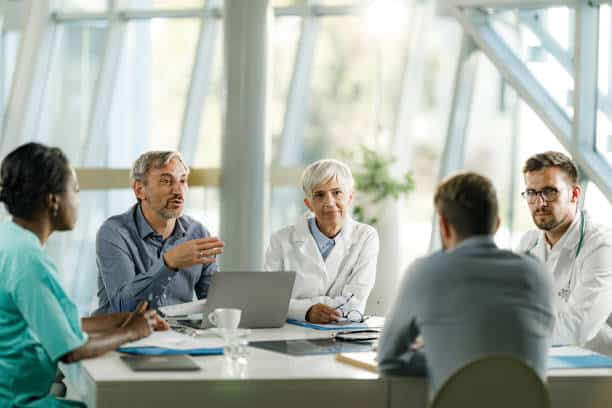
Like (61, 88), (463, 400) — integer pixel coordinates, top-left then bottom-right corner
(120, 354), (201, 371)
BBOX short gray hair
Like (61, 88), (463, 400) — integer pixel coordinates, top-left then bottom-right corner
(301, 159), (355, 198)
(130, 150), (189, 187)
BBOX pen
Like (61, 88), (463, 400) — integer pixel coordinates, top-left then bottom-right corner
(120, 300), (148, 329)
(335, 293), (355, 310)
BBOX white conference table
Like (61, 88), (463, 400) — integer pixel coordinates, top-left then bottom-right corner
(62, 324), (612, 408)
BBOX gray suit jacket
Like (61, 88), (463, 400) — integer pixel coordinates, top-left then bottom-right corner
(377, 236), (554, 393)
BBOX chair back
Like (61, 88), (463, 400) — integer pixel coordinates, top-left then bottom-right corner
(430, 354), (550, 408)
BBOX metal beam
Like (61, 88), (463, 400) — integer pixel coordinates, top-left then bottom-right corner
(572, 0), (599, 152)
(53, 3), (370, 22)
(429, 34), (479, 251)
(179, 0), (221, 166)
(277, 3), (320, 167)
(444, 0), (579, 8)
(452, 5), (612, 203)
(0, 0), (6, 123)
(81, 2), (126, 166)
(571, 2), (612, 201)
(1, 0), (56, 156)
(519, 10), (612, 119)
(451, 6), (572, 144)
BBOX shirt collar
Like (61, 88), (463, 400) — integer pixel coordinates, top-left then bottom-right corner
(135, 204), (186, 240)
(452, 235), (497, 252)
(8, 220), (42, 248)
(308, 216), (336, 249)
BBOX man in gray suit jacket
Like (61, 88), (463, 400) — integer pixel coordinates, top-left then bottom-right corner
(377, 172), (555, 393)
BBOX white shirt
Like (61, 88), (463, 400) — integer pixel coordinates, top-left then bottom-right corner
(518, 210), (612, 354)
(264, 215), (380, 320)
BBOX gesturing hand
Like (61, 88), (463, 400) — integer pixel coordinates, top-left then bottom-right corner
(163, 236), (225, 270)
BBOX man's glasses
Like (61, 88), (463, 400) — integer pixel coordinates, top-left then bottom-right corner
(521, 187), (560, 204)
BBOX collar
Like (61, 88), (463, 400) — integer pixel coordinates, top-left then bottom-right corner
(8, 220), (42, 249)
(134, 204), (186, 240)
(293, 213), (354, 246)
(308, 216), (336, 248)
(451, 235), (497, 252)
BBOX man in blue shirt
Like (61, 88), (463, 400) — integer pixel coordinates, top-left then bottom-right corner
(94, 151), (225, 314)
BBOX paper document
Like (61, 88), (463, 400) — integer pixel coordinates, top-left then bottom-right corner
(121, 330), (224, 350)
(336, 352), (378, 373)
(159, 299), (207, 317)
(287, 316), (385, 331)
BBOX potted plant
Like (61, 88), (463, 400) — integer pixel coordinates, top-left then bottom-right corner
(347, 145), (415, 226)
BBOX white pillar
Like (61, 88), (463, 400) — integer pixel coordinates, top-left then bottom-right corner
(220, 0), (270, 271)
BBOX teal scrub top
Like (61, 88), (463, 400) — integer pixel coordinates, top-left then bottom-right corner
(0, 221), (87, 407)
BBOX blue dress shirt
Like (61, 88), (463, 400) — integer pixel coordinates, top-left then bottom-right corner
(94, 204), (217, 315)
(307, 217), (336, 260)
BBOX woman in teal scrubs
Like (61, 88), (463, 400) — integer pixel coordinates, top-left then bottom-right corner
(0, 143), (168, 407)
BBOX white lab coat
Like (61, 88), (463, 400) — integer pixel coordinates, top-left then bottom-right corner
(517, 210), (612, 354)
(264, 215), (379, 320)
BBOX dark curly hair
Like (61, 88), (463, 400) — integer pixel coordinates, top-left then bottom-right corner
(0, 143), (70, 219)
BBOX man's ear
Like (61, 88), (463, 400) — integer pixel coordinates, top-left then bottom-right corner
(133, 181), (146, 202)
(494, 215), (501, 233)
(438, 212), (451, 241)
(303, 197), (314, 213)
(571, 184), (582, 204)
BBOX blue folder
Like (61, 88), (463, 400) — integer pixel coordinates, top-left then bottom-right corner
(548, 355), (612, 369)
(287, 318), (371, 331)
(118, 346), (224, 356)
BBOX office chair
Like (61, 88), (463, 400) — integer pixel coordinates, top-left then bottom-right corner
(430, 354), (550, 408)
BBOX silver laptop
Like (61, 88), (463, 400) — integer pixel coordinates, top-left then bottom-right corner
(201, 271), (296, 329)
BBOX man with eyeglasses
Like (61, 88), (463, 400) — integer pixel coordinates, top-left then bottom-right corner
(517, 151), (612, 355)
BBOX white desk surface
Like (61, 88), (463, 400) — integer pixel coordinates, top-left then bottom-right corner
(63, 326), (612, 408)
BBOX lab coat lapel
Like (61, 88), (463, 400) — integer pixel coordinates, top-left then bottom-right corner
(292, 215), (328, 278)
(324, 218), (355, 294)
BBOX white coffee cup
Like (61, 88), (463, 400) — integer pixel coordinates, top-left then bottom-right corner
(208, 308), (241, 329)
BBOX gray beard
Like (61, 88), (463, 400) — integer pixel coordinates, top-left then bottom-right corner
(158, 207), (182, 220)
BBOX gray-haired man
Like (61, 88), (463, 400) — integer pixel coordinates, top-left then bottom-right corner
(94, 151), (224, 315)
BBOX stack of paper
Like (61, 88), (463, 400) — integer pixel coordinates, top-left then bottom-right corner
(287, 316), (385, 331)
(118, 330), (224, 356)
(336, 352), (378, 373)
(159, 299), (208, 317)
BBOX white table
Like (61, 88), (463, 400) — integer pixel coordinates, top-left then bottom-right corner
(62, 325), (612, 408)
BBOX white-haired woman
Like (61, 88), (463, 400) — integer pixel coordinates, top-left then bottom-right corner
(264, 159), (379, 324)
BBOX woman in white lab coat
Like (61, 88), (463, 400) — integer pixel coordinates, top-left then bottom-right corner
(264, 159), (379, 323)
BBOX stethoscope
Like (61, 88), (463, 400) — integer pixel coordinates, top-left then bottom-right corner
(525, 210), (586, 302)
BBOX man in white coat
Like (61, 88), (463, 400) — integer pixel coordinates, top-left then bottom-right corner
(517, 151), (612, 355)
(264, 159), (379, 323)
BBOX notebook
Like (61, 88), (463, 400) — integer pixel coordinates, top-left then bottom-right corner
(120, 354), (201, 371)
(336, 351), (378, 373)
